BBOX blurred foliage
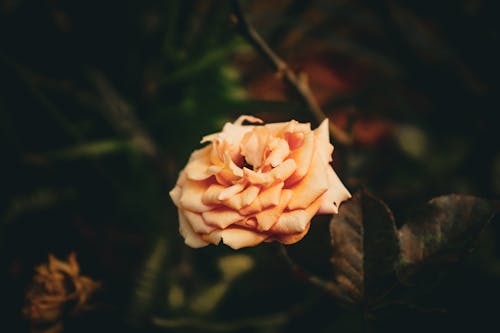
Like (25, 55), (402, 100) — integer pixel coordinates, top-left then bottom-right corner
(0, 0), (499, 332)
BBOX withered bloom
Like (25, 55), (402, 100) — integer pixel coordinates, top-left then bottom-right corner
(23, 253), (100, 332)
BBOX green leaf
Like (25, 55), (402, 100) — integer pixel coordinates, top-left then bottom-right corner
(397, 194), (498, 283)
(329, 189), (400, 306)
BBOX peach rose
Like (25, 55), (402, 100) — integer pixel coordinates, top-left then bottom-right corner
(169, 116), (351, 249)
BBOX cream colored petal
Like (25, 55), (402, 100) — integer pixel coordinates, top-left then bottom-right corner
(221, 183), (258, 210)
(317, 167), (352, 214)
(243, 168), (274, 186)
(265, 138), (290, 167)
(185, 147), (219, 181)
(219, 227), (268, 250)
(239, 185), (260, 207)
(184, 210), (216, 234)
(273, 196), (322, 234)
(239, 197), (262, 215)
(179, 210), (209, 248)
(218, 183), (245, 201)
(240, 127), (269, 169)
(270, 158), (296, 181)
(313, 119), (334, 162)
(202, 208), (244, 229)
(180, 179), (213, 212)
(234, 115), (264, 125)
(224, 152), (244, 177)
(285, 131), (314, 186)
(259, 181), (284, 208)
(169, 185), (182, 206)
(275, 222), (311, 245)
(255, 189), (293, 231)
(202, 183), (225, 205)
(287, 147), (329, 210)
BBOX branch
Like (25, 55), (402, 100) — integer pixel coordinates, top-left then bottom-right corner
(230, 0), (353, 146)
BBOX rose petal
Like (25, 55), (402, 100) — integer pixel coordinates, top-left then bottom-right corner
(185, 147), (214, 181)
(287, 146), (329, 210)
(270, 158), (296, 181)
(265, 137), (290, 167)
(241, 127), (269, 169)
(179, 210), (209, 248)
(184, 210), (216, 234)
(243, 168), (274, 186)
(285, 132), (305, 150)
(285, 131), (314, 186)
(259, 181), (284, 208)
(218, 183), (245, 201)
(274, 222), (311, 245)
(272, 196), (322, 234)
(255, 189), (293, 231)
(205, 227), (268, 250)
(313, 119), (334, 162)
(239, 197), (262, 215)
(317, 166), (352, 214)
(180, 179), (214, 212)
(202, 208), (244, 229)
(202, 184), (226, 205)
(169, 185), (182, 206)
(234, 115), (264, 126)
(240, 185), (260, 207)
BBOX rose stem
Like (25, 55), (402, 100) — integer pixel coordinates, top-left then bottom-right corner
(229, 0), (353, 146)
(278, 244), (345, 298)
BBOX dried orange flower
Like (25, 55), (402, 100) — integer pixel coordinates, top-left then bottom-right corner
(170, 116), (351, 249)
(23, 253), (100, 326)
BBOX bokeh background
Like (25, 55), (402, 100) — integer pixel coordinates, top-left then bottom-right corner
(1, 0), (499, 332)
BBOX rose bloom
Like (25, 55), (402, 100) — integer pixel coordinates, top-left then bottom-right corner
(169, 116), (351, 249)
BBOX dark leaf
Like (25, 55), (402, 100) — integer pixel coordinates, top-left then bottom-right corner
(397, 194), (498, 283)
(329, 189), (400, 306)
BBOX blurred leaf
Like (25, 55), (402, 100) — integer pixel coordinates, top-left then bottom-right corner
(2, 188), (76, 224)
(190, 254), (254, 314)
(26, 139), (134, 162)
(128, 237), (169, 324)
(160, 40), (240, 86)
(218, 254), (254, 281)
(397, 194), (498, 283)
(329, 189), (399, 307)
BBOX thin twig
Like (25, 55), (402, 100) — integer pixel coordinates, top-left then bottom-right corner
(230, 0), (353, 146)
